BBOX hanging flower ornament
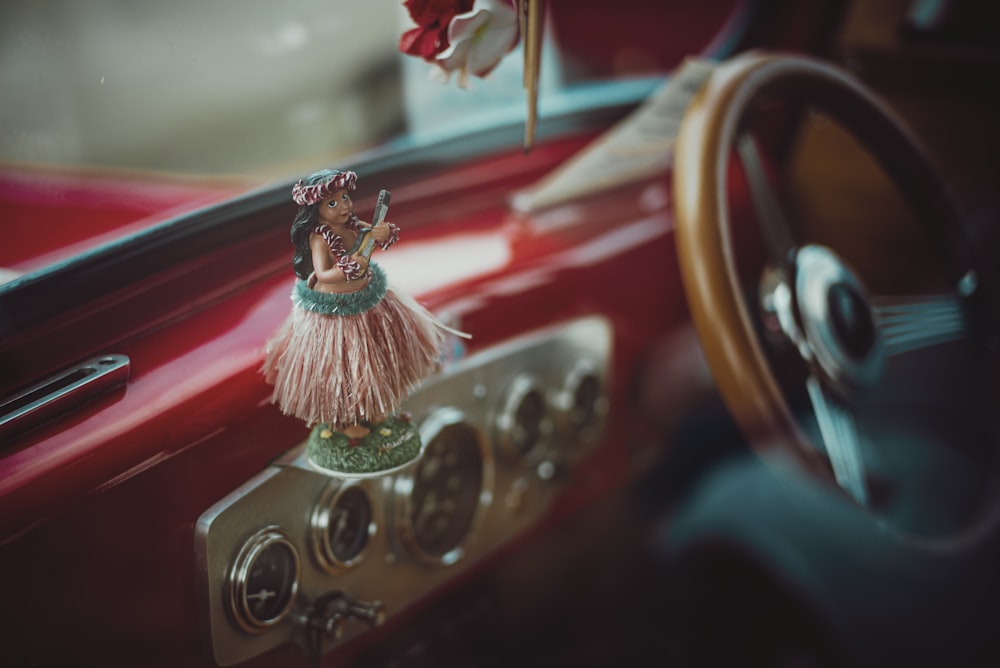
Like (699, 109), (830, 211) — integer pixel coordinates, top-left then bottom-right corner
(401, 0), (520, 86)
(400, 0), (543, 149)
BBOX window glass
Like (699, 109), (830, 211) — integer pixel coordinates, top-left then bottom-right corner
(0, 0), (406, 177)
(0, 0), (749, 277)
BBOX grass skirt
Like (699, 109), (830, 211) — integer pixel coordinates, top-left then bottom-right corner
(262, 264), (446, 427)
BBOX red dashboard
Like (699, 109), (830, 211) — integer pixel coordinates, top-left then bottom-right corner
(0, 125), (687, 665)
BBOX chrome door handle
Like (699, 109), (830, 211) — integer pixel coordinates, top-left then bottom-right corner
(0, 355), (130, 444)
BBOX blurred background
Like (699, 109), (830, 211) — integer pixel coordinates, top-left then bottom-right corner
(1, 0), (408, 178)
(0, 0), (755, 180)
(0, 0), (574, 179)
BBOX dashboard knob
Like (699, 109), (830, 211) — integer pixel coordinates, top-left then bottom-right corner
(302, 592), (387, 664)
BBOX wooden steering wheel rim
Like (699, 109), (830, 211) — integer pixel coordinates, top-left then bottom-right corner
(672, 51), (973, 479)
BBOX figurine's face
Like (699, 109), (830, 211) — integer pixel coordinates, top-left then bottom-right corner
(318, 188), (353, 225)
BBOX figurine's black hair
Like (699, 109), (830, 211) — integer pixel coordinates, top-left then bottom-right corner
(290, 169), (350, 280)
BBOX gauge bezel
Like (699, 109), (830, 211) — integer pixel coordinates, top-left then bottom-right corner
(310, 480), (377, 573)
(392, 407), (494, 567)
(553, 359), (608, 450)
(226, 526), (300, 635)
(493, 373), (552, 463)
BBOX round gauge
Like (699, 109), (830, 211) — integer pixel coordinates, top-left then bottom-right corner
(395, 408), (492, 566)
(557, 361), (607, 447)
(227, 526), (299, 634)
(495, 374), (550, 460)
(311, 482), (376, 572)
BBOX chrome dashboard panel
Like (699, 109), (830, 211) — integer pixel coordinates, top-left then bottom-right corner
(195, 315), (611, 665)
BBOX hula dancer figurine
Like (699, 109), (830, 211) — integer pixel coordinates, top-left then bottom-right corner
(263, 168), (459, 476)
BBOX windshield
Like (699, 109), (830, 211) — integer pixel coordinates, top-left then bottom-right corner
(0, 0), (585, 176)
(0, 0), (748, 277)
(2, 1), (413, 178)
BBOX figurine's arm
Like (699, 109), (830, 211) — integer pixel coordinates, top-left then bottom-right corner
(310, 232), (366, 285)
(354, 190), (399, 251)
(353, 219), (399, 256)
(372, 221), (399, 250)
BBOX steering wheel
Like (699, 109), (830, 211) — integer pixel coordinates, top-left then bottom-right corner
(672, 52), (999, 540)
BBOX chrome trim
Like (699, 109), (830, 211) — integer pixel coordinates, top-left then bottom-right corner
(226, 526), (300, 634)
(310, 481), (378, 574)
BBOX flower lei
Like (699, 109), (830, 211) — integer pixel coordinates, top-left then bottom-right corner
(315, 223), (365, 282)
(313, 215), (400, 283)
(292, 170), (357, 206)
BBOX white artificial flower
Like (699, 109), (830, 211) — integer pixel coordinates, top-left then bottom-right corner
(436, 0), (519, 87)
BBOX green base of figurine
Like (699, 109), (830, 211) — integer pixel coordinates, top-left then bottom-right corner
(306, 415), (422, 477)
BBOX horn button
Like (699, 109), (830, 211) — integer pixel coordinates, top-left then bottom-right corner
(827, 281), (877, 361)
(793, 245), (885, 397)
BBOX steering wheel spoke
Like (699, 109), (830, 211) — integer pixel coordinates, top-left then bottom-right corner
(873, 294), (966, 357)
(736, 133), (795, 263)
(805, 375), (869, 506)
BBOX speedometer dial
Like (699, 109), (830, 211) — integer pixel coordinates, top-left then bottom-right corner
(394, 408), (493, 566)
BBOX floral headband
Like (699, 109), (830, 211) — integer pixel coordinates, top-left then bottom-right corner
(291, 170), (358, 206)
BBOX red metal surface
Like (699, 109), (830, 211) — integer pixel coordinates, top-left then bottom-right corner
(0, 132), (688, 665)
(0, 167), (243, 272)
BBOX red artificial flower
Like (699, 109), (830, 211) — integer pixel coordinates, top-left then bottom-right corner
(404, 0), (472, 26)
(399, 0), (475, 62)
(348, 437), (363, 448)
